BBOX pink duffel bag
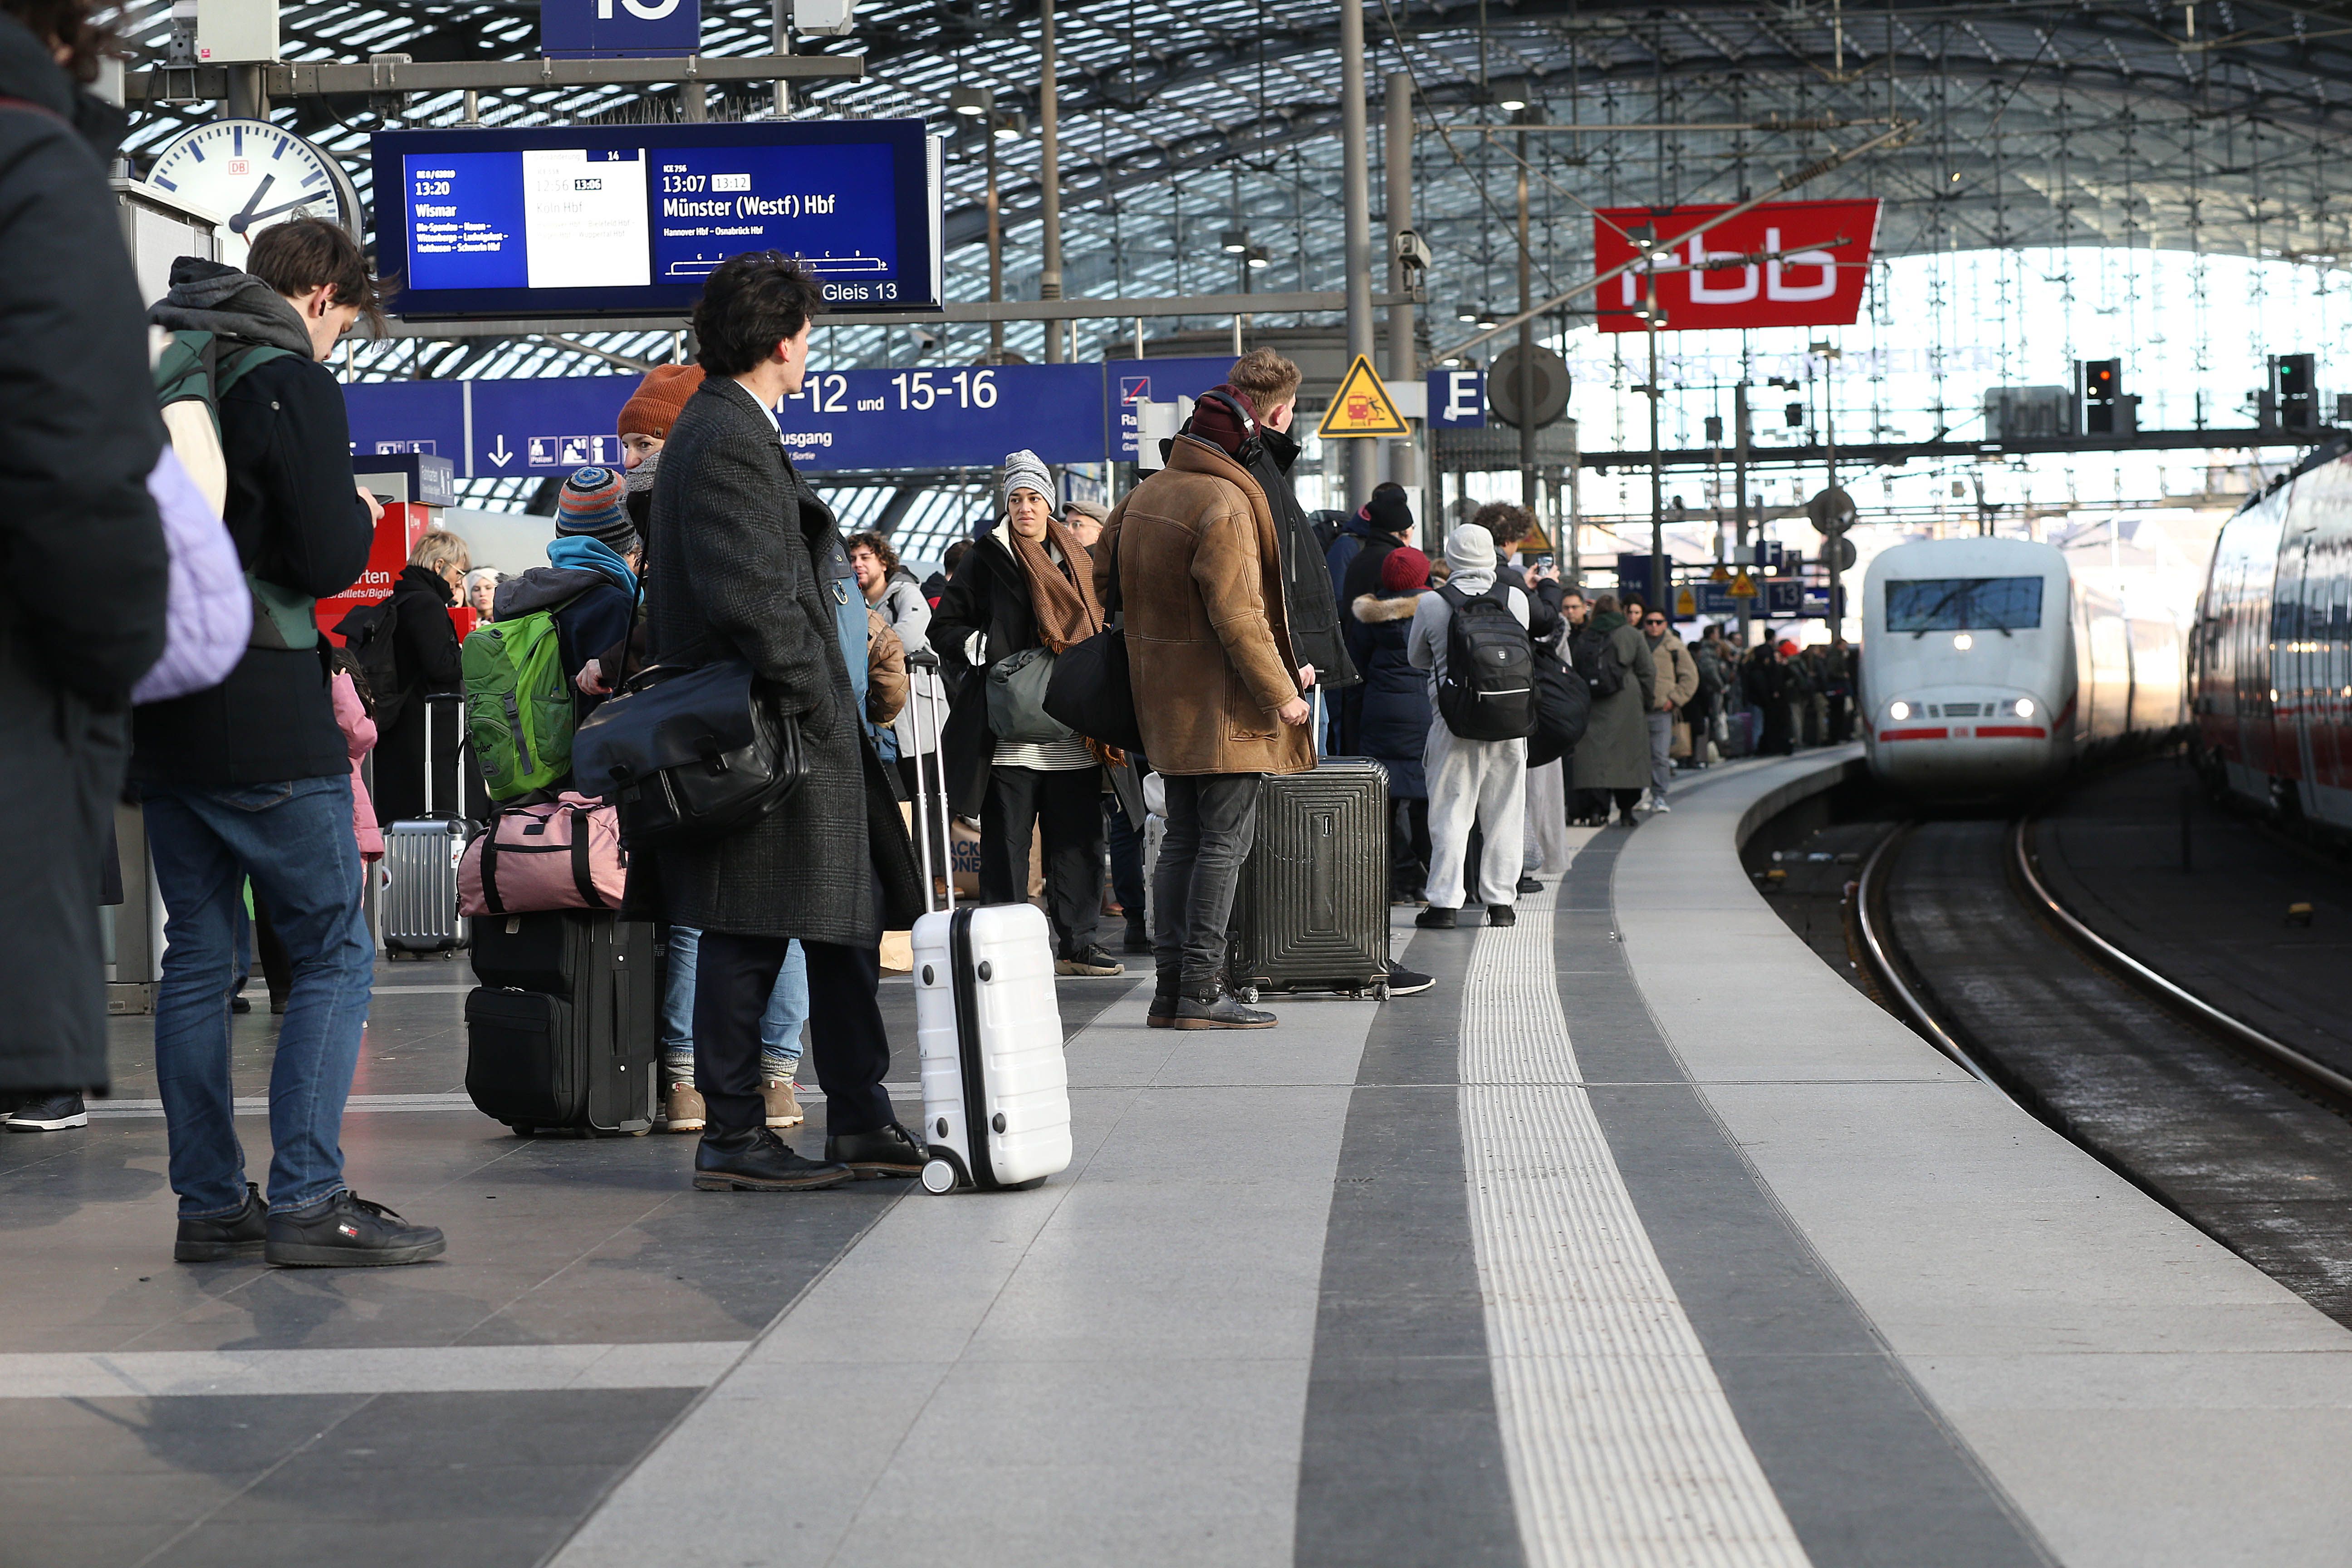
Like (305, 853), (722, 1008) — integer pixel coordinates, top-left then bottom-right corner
(459, 794), (627, 916)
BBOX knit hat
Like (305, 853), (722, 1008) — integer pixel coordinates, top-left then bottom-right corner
(1379, 545), (1431, 593)
(1002, 449), (1054, 514)
(1444, 522), (1499, 580)
(1186, 383), (1259, 459)
(555, 467), (641, 556)
(618, 364), (703, 439)
(1360, 482), (1413, 537)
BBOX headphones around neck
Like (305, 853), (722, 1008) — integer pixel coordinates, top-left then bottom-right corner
(1181, 389), (1264, 465)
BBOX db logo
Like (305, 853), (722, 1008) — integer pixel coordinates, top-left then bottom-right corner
(228, 159), (250, 176)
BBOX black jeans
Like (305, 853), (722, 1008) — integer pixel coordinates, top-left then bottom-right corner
(1104, 796), (1147, 924)
(980, 764), (1104, 957)
(692, 932), (895, 1137)
(1153, 772), (1260, 994)
(1389, 797), (1430, 898)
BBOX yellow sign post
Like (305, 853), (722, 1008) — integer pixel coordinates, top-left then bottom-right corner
(1316, 354), (1411, 439)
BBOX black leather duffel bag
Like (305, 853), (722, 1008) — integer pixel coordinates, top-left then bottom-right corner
(570, 660), (805, 847)
(1044, 626), (1144, 754)
(1527, 645), (1593, 769)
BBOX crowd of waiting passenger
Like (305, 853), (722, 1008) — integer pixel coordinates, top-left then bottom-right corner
(0, 0), (1853, 1264)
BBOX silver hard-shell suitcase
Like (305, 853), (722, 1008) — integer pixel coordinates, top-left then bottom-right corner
(383, 692), (477, 956)
(903, 649), (1073, 1194)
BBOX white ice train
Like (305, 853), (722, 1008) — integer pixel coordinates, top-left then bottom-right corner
(1860, 536), (2183, 800)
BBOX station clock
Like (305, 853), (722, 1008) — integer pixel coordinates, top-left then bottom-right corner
(142, 118), (362, 267)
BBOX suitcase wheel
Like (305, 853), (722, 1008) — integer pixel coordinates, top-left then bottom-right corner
(920, 1158), (959, 1195)
(1237, 985), (1259, 1004)
(1372, 980), (1391, 1001)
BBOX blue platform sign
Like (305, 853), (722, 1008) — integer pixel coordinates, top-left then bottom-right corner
(1102, 358), (1242, 460)
(541, 0), (700, 59)
(1427, 368), (1486, 427)
(344, 366), (1111, 477)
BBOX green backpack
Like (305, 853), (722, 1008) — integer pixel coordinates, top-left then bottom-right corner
(153, 329), (318, 650)
(463, 603), (582, 803)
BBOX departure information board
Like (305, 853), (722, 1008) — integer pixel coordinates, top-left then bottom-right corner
(374, 121), (942, 319)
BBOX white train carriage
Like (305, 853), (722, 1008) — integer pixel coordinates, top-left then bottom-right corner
(1862, 537), (2180, 801)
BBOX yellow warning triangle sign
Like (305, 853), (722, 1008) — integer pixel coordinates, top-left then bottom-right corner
(1316, 354), (1411, 438)
(1675, 586), (1697, 617)
(1727, 569), (1758, 599)
(1516, 517), (1552, 553)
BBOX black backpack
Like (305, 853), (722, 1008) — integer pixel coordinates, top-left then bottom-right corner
(1435, 582), (1536, 741)
(1527, 647), (1593, 768)
(1571, 624), (1627, 699)
(334, 597), (406, 731)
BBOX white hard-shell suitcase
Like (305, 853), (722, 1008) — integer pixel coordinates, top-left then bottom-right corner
(903, 649), (1073, 1194)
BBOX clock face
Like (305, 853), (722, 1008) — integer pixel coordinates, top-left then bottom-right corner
(142, 118), (361, 268)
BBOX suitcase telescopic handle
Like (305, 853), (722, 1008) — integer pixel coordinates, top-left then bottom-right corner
(906, 649), (953, 916)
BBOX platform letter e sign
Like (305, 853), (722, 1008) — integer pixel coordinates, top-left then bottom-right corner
(598, 0), (681, 16)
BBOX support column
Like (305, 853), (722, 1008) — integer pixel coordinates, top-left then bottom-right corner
(1734, 380), (1753, 644)
(986, 129), (1004, 363)
(224, 64), (266, 119)
(1517, 125), (1536, 516)
(1340, 0), (1375, 505)
(770, 0), (789, 115)
(1384, 72), (1416, 490)
(1039, 0), (1063, 363)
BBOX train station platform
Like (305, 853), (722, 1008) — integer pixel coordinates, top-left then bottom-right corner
(6, 750), (2352, 1567)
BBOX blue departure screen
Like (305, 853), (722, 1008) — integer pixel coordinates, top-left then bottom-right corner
(376, 122), (940, 319)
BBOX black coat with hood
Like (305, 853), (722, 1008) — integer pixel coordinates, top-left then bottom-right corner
(928, 522), (1068, 818)
(0, 14), (171, 1093)
(370, 562), (465, 823)
(1248, 427), (1357, 692)
(134, 259), (374, 789)
(1350, 588), (1431, 798)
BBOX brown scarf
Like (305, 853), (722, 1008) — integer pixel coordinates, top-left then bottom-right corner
(1007, 518), (1104, 653)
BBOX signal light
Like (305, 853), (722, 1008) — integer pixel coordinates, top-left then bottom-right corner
(2274, 353), (2318, 431)
(2080, 358), (2122, 434)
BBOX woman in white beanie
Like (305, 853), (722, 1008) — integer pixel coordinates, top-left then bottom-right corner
(929, 451), (1125, 976)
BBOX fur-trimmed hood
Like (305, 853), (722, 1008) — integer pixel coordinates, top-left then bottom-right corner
(1352, 590), (1425, 624)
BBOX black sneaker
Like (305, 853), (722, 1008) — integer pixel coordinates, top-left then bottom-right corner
(4, 1091), (87, 1132)
(1486, 904), (1518, 928)
(1174, 986), (1276, 1030)
(264, 1191), (446, 1268)
(826, 1121), (926, 1179)
(695, 1127), (850, 1191)
(1414, 905), (1458, 930)
(1123, 917), (1152, 954)
(175, 1183), (266, 1263)
(1055, 946), (1126, 977)
(1516, 875), (1544, 894)
(229, 995), (252, 1015)
(1382, 962), (1436, 998)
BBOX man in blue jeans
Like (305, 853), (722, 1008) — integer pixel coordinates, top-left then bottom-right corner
(135, 220), (443, 1267)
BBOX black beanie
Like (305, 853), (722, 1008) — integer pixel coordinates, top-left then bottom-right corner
(1360, 482), (1412, 537)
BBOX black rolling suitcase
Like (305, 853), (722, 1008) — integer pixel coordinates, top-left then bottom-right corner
(1224, 755), (1392, 1001)
(465, 910), (657, 1136)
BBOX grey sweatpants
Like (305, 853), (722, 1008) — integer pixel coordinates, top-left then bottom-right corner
(1648, 710), (1675, 800)
(1423, 720), (1528, 911)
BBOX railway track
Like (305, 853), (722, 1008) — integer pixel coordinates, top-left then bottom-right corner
(1852, 813), (2352, 1325)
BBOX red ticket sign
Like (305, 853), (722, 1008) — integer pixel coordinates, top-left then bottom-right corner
(1592, 199), (1881, 332)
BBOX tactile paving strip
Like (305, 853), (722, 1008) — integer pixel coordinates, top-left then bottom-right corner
(1460, 886), (1811, 1568)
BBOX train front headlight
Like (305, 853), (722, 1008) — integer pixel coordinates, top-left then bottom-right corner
(2014, 697), (2036, 718)
(1888, 701), (1911, 721)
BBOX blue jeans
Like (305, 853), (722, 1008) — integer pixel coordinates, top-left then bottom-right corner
(140, 776), (373, 1216)
(661, 926), (807, 1083)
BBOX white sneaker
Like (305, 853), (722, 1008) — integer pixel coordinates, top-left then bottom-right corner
(1651, 796), (1673, 814)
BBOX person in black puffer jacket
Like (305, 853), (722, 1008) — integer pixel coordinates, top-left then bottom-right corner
(0, 0), (169, 1125)
(1353, 545), (1435, 902)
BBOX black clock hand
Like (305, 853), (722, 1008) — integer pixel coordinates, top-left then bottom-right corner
(238, 193), (330, 226)
(229, 172), (278, 234)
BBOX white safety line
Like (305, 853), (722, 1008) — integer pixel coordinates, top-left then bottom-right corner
(1460, 885), (1811, 1568)
(0, 1341), (745, 1399)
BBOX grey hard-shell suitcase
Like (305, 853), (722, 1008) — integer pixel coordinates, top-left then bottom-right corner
(383, 693), (477, 956)
(1225, 755), (1392, 1001)
(464, 910), (657, 1136)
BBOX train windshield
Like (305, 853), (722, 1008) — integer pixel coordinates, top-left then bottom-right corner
(1884, 575), (2046, 633)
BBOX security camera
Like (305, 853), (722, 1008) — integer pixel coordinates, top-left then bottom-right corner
(908, 325), (940, 354)
(1393, 228), (1433, 273)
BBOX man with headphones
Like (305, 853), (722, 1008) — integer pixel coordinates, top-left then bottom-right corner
(1093, 383), (1313, 1030)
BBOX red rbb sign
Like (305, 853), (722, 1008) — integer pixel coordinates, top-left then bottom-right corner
(1592, 199), (1881, 332)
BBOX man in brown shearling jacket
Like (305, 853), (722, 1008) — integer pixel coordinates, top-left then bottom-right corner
(1094, 386), (1314, 1030)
